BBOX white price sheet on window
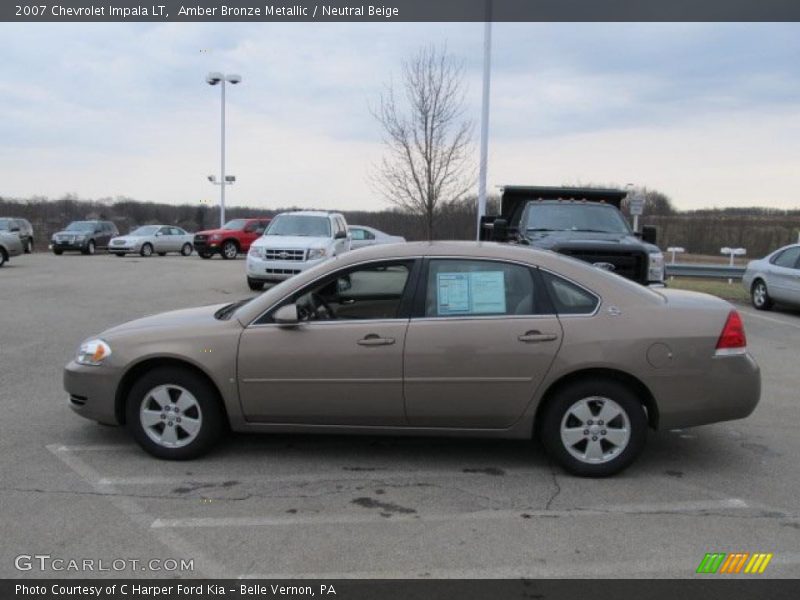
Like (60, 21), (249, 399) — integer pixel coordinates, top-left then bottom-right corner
(436, 271), (506, 316)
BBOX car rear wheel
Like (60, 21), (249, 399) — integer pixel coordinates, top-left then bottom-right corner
(0, 249), (6, 267)
(221, 240), (238, 260)
(181, 243), (193, 256)
(247, 277), (264, 291)
(140, 243), (153, 257)
(127, 367), (224, 460)
(82, 240), (96, 255)
(24, 239), (33, 253)
(540, 379), (647, 477)
(751, 279), (773, 311)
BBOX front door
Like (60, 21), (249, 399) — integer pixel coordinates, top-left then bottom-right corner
(403, 258), (563, 429)
(237, 259), (418, 425)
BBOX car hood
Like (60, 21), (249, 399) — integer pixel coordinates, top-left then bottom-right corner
(195, 228), (236, 236)
(112, 235), (148, 243)
(254, 235), (330, 249)
(53, 230), (89, 237)
(524, 231), (659, 253)
(101, 303), (233, 337)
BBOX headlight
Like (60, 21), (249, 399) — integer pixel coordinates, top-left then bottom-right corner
(648, 251), (665, 283)
(75, 234), (87, 241)
(249, 246), (265, 258)
(76, 339), (112, 366)
(307, 248), (327, 260)
(210, 234), (222, 241)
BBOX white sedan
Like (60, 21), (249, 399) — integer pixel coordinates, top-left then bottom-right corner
(110, 225), (194, 257)
(348, 225), (405, 250)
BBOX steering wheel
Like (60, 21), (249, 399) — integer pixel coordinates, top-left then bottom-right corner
(311, 293), (336, 320)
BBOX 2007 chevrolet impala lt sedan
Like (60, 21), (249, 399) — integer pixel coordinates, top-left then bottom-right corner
(64, 242), (760, 476)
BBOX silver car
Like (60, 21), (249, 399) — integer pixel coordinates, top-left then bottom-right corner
(742, 243), (800, 310)
(348, 225), (406, 250)
(64, 242), (760, 476)
(0, 230), (24, 267)
(110, 225), (194, 257)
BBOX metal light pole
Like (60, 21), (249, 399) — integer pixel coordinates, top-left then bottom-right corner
(206, 72), (242, 227)
(476, 1), (493, 240)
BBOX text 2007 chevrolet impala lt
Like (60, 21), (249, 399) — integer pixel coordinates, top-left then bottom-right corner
(64, 242), (760, 476)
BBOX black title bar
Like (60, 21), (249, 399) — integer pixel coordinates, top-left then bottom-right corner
(3, 0), (800, 22)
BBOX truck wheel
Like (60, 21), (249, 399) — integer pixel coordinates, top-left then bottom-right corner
(127, 367), (224, 460)
(221, 240), (238, 260)
(181, 243), (193, 256)
(140, 243), (153, 257)
(540, 379), (647, 477)
(751, 280), (773, 311)
(247, 278), (264, 291)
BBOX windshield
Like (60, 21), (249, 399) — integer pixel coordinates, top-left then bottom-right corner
(129, 225), (159, 236)
(266, 215), (331, 237)
(222, 219), (249, 230)
(65, 222), (96, 232)
(524, 203), (631, 234)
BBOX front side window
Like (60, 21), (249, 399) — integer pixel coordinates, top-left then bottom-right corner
(424, 259), (538, 317)
(350, 228), (366, 240)
(265, 215), (331, 238)
(263, 261), (414, 323)
(772, 247), (800, 269)
(541, 271), (599, 315)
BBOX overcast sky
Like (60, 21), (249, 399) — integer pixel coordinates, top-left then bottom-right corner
(1, 22), (799, 211)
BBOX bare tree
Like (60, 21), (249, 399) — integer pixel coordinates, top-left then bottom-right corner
(371, 45), (474, 240)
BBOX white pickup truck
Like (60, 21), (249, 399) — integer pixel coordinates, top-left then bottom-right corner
(246, 211), (351, 291)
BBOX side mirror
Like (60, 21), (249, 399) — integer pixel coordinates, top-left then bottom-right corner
(274, 303), (299, 326)
(492, 218), (509, 242)
(641, 225), (657, 245)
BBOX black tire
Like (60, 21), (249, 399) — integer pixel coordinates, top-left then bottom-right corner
(199, 251), (213, 259)
(540, 379), (647, 477)
(24, 238), (33, 254)
(221, 240), (238, 260)
(53, 249), (63, 256)
(181, 243), (193, 256)
(247, 277), (264, 292)
(82, 240), (96, 255)
(140, 243), (154, 257)
(126, 366), (224, 460)
(751, 279), (773, 311)
(0, 249), (6, 267)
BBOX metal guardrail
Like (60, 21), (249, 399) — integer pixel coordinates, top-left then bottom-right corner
(665, 263), (746, 279)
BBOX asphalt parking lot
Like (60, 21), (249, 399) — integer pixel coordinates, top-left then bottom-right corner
(1, 253), (799, 579)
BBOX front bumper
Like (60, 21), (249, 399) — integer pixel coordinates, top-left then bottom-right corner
(50, 240), (90, 252)
(246, 255), (326, 282)
(194, 240), (222, 254)
(649, 352), (761, 429)
(64, 361), (123, 425)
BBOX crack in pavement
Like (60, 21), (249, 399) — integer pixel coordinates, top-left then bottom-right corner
(545, 461), (562, 511)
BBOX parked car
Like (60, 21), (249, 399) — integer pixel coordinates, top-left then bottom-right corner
(742, 243), (800, 310)
(64, 241), (760, 476)
(194, 218), (270, 260)
(110, 225), (194, 257)
(348, 225), (405, 250)
(0, 230), (24, 267)
(246, 211), (351, 291)
(0, 218), (34, 253)
(51, 220), (118, 255)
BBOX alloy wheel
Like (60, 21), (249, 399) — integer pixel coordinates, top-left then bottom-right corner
(560, 396), (631, 464)
(139, 384), (203, 449)
(222, 241), (237, 259)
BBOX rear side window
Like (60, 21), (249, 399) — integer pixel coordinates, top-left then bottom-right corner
(424, 259), (540, 317)
(541, 271), (599, 315)
(772, 247), (800, 269)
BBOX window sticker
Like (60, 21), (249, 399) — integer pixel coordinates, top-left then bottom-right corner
(436, 271), (506, 316)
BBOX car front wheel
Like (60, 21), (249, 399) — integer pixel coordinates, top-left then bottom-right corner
(127, 367), (224, 460)
(0, 249), (6, 267)
(221, 241), (238, 260)
(247, 277), (264, 291)
(181, 243), (193, 256)
(24, 239), (33, 253)
(140, 243), (153, 257)
(82, 240), (96, 255)
(751, 279), (773, 311)
(540, 379), (647, 477)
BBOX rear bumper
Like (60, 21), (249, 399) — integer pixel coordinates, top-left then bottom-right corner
(64, 361), (122, 426)
(649, 352), (761, 429)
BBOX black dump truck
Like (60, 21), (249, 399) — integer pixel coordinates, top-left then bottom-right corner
(479, 186), (665, 285)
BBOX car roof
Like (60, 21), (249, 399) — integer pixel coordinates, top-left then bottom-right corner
(278, 211), (339, 218)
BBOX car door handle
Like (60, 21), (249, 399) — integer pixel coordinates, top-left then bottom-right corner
(341, 298), (356, 305)
(518, 330), (558, 343)
(357, 334), (395, 346)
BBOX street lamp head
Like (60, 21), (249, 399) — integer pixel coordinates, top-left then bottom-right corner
(207, 175), (217, 183)
(226, 74), (242, 85)
(224, 175), (236, 182)
(205, 72), (223, 85)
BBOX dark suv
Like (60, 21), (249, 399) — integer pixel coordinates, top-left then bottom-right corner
(0, 218), (34, 253)
(51, 220), (119, 255)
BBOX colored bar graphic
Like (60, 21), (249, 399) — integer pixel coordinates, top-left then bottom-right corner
(697, 553), (726, 573)
(698, 552), (773, 574)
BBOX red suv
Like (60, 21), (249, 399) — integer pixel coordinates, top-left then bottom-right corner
(194, 218), (270, 260)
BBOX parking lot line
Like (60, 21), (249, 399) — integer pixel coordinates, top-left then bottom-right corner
(738, 308), (800, 329)
(151, 498), (748, 529)
(50, 444), (132, 453)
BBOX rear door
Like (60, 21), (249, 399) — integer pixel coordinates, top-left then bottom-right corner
(403, 258), (563, 428)
(768, 247), (800, 302)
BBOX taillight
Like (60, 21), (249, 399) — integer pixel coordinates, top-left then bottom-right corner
(715, 310), (747, 355)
